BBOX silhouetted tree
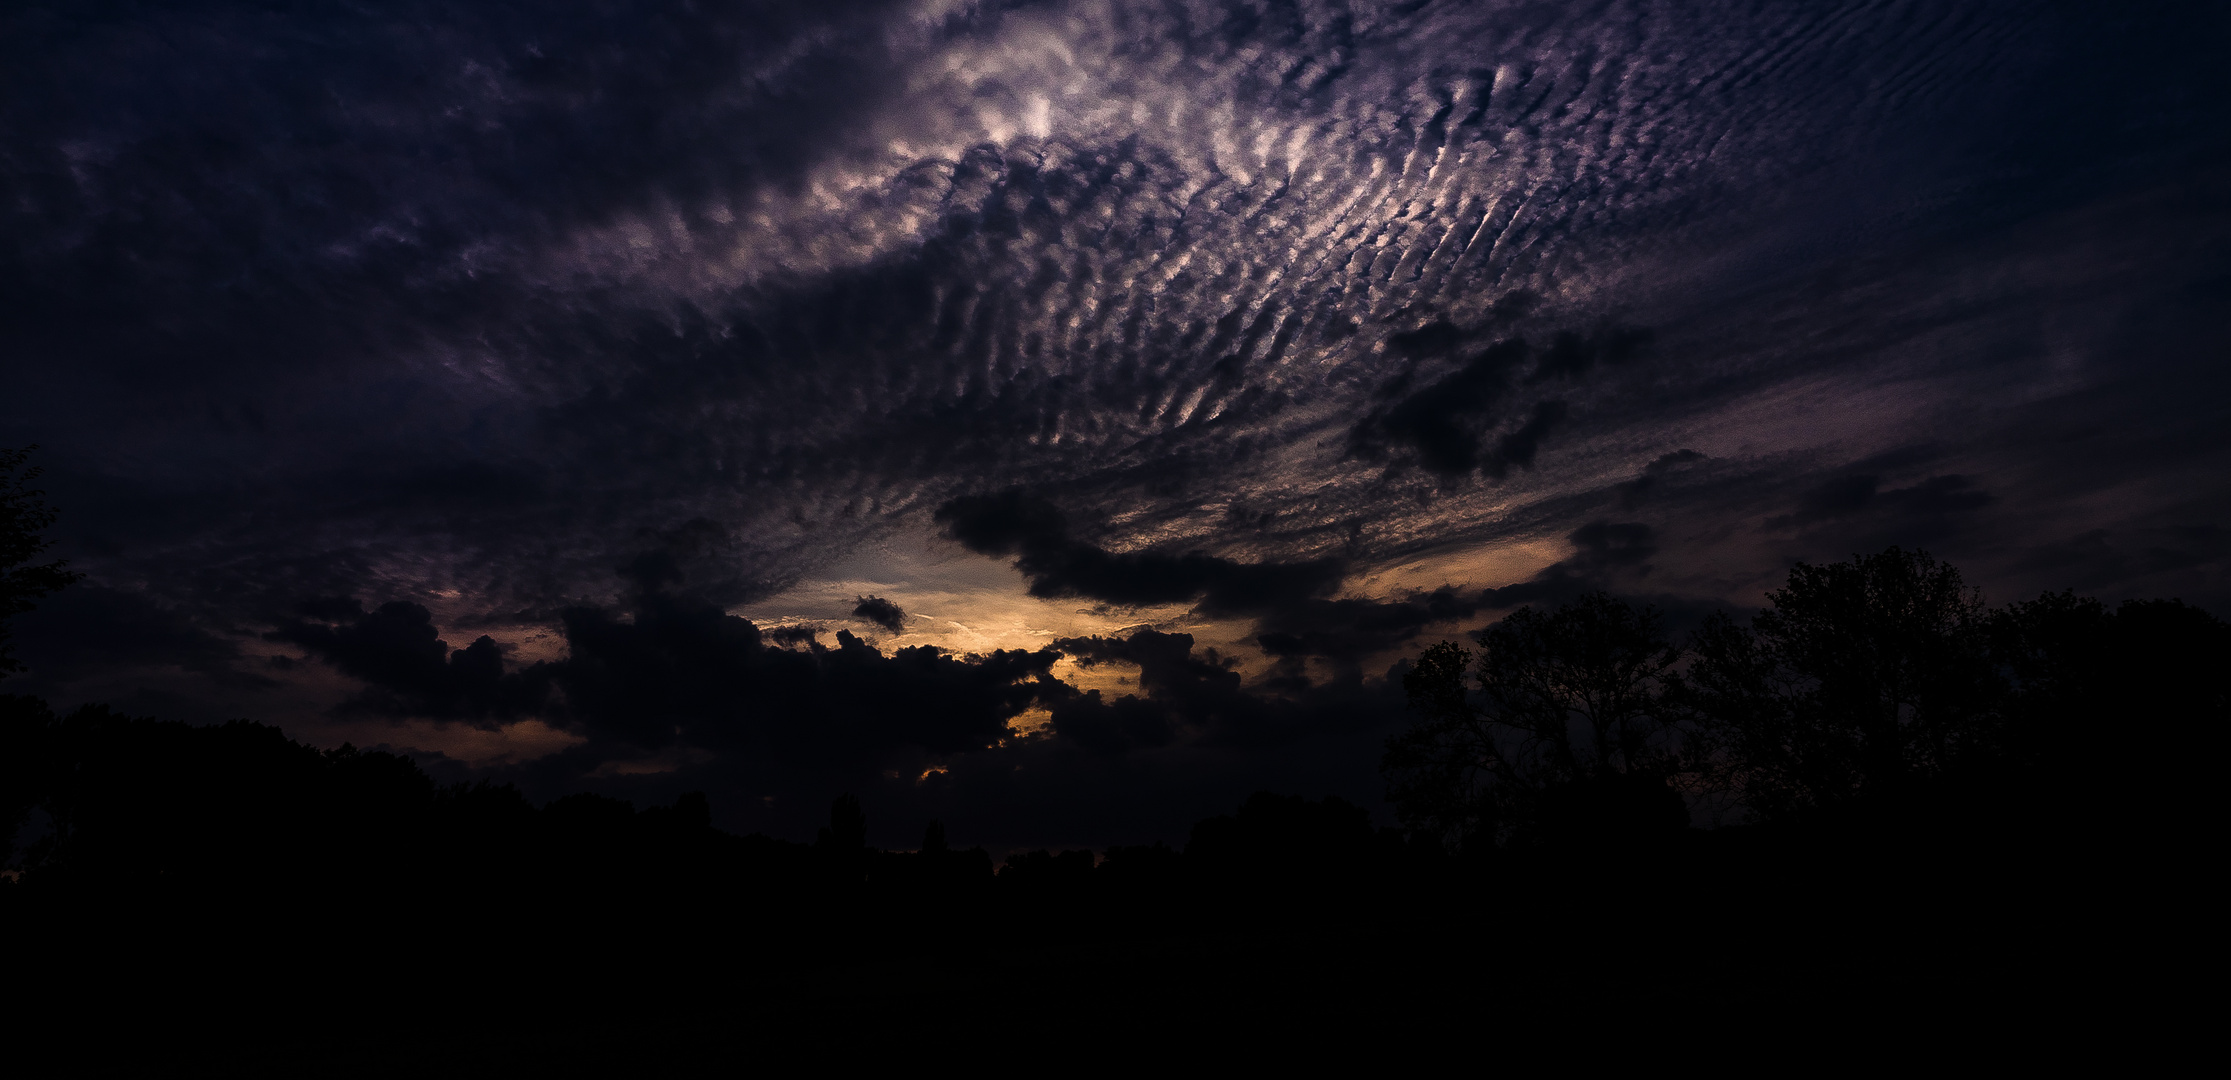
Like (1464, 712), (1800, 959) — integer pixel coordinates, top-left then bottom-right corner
(818, 794), (867, 851)
(894, 818), (997, 893)
(1383, 593), (1686, 850)
(1677, 547), (1998, 823)
(1986, 590), (2115, 777)
(1186, 792), (1390, 885)
(0, 694), (55, 868)
(1096, 842), (1182, 890)
(998, 848), (1095, 888)
(0, 446), (82, 676)
(1988, 591), (2229, 830)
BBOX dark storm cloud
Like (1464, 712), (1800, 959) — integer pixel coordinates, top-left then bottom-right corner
(1047, 630), (1242, 754)
(1615, 450), (1708, 509)
(1358, 339), (1531, 476)
(936, 491), (1346, 615)
(761, 624), (823, 648)
(288, 588), (1394, 791)
(1483, 521), (1658, 607)
(1771, 476), (1884, 527)
(543, 598), (1059, 764)
(11, 584), (272, 692)
(1354, 327), (1647, 479)
(1765, 474), (1997, 548)
(1488, 401), (1570, 478)
(1047, 627), (1403, 755)
(851, 595), (907, 635)
(268, 599), (530, 724)
(1253, 587), (1485, 680)
(2012, 525), (2231, 596)
(616, 519), (778, 611)
(285, 583), (1061, 767)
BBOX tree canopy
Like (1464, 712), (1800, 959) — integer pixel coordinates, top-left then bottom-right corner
(0, 446), (82, 676)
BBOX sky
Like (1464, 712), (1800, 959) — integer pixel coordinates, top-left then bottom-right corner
(4, 0), (2226, 849)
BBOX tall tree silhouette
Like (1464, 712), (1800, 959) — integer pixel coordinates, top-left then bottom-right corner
(1384, 592), (1686, 849)
(1678, 547), (1997, 822)
(0, 446), (82, 676)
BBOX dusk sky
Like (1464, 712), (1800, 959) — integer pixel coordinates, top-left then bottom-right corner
(4, 0), (2225, 849)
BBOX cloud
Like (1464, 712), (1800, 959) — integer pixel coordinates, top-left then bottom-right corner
(2011, 525), (2231, 599)
(936, 491), (1346, 616)
(543, 596), (1061, 766)
(1767, 475), (1890, 528)
(1045, 627), (1403, 755)
(851, 595), (906, 635)
(1360, 339), (1533, 476)
(1765, 474), (1997, 547)
(282, 581), (1065, 776)
(12, 0), (2216, 629)
(761, 624), (822, 647)
(616, 519), (776, 610)
(1353, 325), (1646, 480)
(9, 584), (272, 691)
(268, 599), (535, 725)
(1, 0), (2225, 844)
(1615, 450), (1708, 509)
(1483, 521), (1658, 607)
(1487, 400), (1571, 479)
(1252, 586), (1486, 682)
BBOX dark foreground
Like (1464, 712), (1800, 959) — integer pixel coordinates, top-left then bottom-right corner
(6, 796), (2174, 1073)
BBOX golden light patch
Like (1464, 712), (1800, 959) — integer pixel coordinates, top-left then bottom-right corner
(734, 542), (1207, 658)
(735, 529), (1574, 687)
(1347, 535), (1570, 600)
(1005, 707), (1054, 737)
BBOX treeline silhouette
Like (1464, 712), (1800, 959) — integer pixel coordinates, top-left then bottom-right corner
(1, 695), (1426, 924)
(7, 547), (2215, 920)
(3, 553), (2215, 1062)
(0, 448), (2219, 1065)
(1386, 547), (2225, 854)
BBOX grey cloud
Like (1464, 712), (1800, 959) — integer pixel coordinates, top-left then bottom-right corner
(1484, 521), (1658, 607)
(1486, 400), (1570, 479)
(1046, 627), (1405, 756)
(269, 598), (530, 725)
(1352, 325), (1643, 480)
(1253, 586), (1486, 682)
(1616, 449), (1708, 509)
(1046, 630), (1242, 755)
(936, 490), (1346, 615)
(1766, 474), (1997, 547)
(761, 624), (823, 647)
(284, 580), (1064, 770)
(542, 603), (1061, 765)
(2011, 525), (2231, 598)
(851, 595), (906, 635)
(1768, 475), (1890, 528)
(10, 584), (272, 692)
